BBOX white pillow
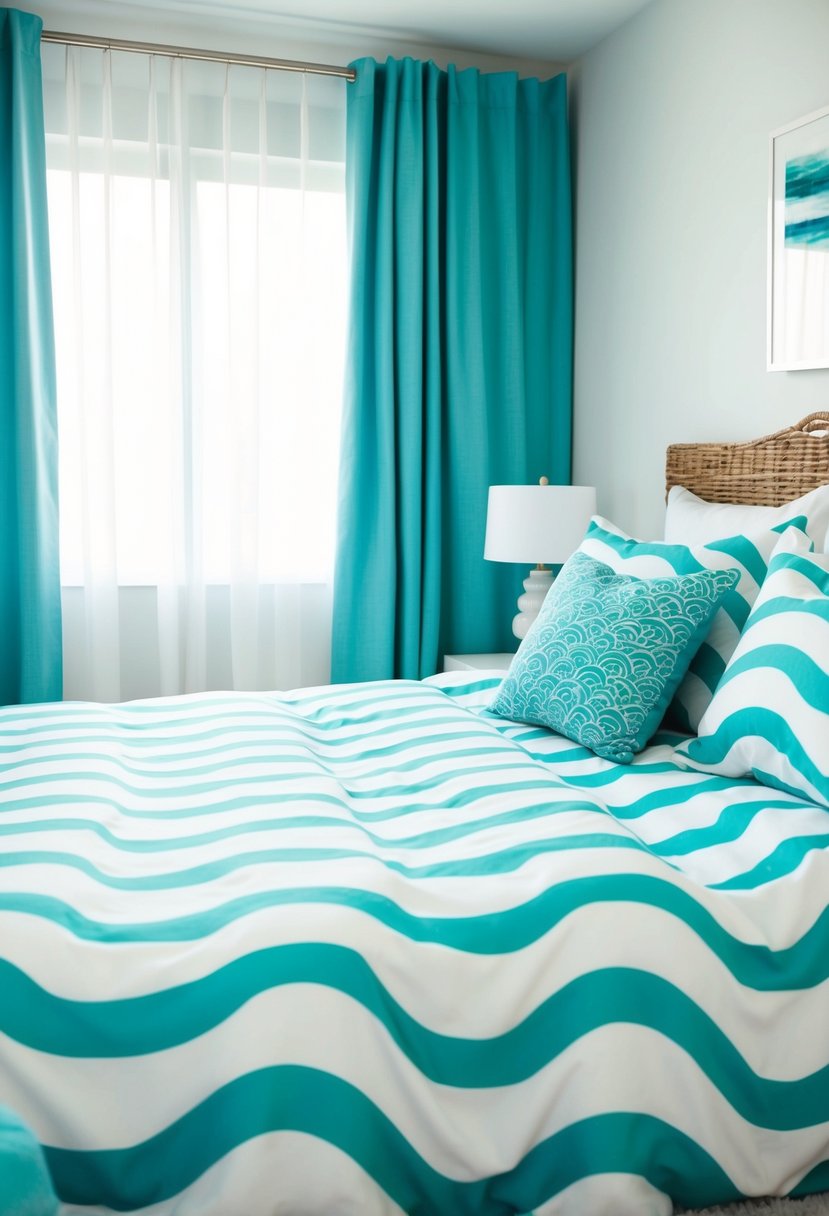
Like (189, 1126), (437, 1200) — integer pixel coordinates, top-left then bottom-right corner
(664, 485), (829, 550)
(674, 528), (829, 809)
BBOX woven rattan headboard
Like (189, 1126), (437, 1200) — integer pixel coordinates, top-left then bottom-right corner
(665, 412), (829, 507)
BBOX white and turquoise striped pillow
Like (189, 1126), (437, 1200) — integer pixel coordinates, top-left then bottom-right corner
(580, 516), (790, 733)
(675, 529), (829, 809)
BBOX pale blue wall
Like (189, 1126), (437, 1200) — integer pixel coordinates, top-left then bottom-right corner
(572, 0), (829, 539)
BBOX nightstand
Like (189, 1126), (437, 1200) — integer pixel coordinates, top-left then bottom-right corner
(443, 653), (514, 673)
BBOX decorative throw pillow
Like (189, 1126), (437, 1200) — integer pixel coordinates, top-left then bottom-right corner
(580, 515), (791, 733)
(664, 484), (829, 550)
(675, 529), (829, 809)
(488, 551), (738, 763)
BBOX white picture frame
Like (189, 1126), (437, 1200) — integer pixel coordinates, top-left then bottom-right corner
(768, 103), (829, 371)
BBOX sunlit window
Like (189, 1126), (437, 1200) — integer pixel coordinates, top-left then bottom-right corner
(43, 48), (347, 589)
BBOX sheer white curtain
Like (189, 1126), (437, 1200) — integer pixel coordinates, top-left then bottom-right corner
(42, 44), (346, 701)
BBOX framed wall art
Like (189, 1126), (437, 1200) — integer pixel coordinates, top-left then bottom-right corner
(768, 103), (829, 371)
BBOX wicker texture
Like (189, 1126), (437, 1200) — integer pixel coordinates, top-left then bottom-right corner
(666, 413), (829, 506)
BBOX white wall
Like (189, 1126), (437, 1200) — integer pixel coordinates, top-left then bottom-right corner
(16, 0), (562, 79)
(572, 0), (829, 539)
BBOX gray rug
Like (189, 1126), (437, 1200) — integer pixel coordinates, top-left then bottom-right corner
(687, 1197), (829, 1215)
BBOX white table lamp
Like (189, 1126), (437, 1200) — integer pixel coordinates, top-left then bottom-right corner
(484, 480), (597, 639)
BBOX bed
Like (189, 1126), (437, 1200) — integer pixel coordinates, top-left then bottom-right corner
(2, 418), (829, 1216)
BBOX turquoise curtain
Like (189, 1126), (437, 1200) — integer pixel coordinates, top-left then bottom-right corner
(0, 8), (62, 705)
(332, 57), (572, 683)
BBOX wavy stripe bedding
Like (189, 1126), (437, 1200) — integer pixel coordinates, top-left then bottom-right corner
(1, 674), (829, 1215)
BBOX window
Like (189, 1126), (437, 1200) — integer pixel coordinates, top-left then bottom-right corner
(42, 45), (347, 697)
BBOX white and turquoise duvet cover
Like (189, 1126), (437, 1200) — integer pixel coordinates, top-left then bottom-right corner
(1, 672), (829, 1215)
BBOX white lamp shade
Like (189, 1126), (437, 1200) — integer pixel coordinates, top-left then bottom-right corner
(484, 484), (597, 564)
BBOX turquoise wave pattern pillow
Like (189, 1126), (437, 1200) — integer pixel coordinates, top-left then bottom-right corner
(580, 515), (801, 733)
(675, 529), (829, 809)
(489, 551), (738, 763)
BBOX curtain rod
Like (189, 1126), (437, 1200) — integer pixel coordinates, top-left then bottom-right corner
(40, 29), (356, 81)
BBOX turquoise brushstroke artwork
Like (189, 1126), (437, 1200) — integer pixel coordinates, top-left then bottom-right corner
(785, 149), (829, 247)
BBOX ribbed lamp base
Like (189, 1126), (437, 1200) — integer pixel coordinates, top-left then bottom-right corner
(512, 568), (554, 640)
